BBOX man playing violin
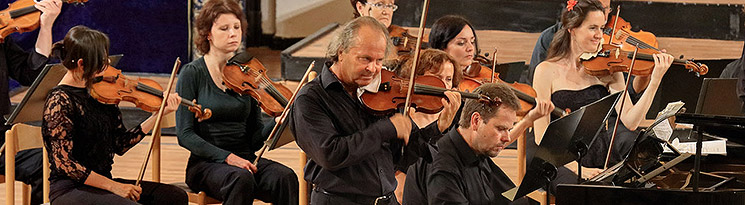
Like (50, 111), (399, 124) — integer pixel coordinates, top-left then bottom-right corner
(403, 83), (553, 204)
(290, 16), (460, 205)
(0, 0), (61, 204)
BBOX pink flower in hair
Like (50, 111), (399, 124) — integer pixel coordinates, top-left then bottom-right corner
(567, 0), (578, 11)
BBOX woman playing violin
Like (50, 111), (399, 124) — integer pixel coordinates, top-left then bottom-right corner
(532, 0), (673, 191)
(42, 26), (187, 205)
(175, 0), (298, 204)
(351, 0), (397, 28)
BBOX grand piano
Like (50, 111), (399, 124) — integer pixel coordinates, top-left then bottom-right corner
(556, 113), (745, 205)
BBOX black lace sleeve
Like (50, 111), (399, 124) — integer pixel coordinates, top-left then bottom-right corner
(113, 110), (146, 156)
(42, 89), (91, 183)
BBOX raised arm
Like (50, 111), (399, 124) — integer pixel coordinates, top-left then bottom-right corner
(608, 53), (673, 131)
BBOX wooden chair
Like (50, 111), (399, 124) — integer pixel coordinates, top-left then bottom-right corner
(4, 123), (50, 205)
(299, 151), (308, 205)
(171, 182), (222, 205)
(146, 112), (222, 205)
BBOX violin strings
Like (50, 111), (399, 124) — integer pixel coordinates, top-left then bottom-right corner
(237, 68), (290, 105)
(619, 30), (659, 51)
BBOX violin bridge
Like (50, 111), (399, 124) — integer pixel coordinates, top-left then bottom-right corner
(614, 48), (620, 59)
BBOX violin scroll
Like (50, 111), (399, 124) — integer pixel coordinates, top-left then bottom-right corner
(187, 99), (212, 122)
(683, 60), (708, 76)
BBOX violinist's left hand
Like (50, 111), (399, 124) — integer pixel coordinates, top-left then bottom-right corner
(36, 0), (62, 30)
(650, 52), (674, 82)
(161, 94), (182, 115)
(524, 99), (554, 123)
(437, 91), (461, 132)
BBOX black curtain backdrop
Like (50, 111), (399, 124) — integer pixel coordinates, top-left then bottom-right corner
(3, 0), (189, 74)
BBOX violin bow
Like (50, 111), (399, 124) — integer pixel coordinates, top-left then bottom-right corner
(490, 47), (498, 83)
(402, 0), (430, 113)
(603, 44), (639, 169)
(609, 6), (621, 46)
(253, 61), (316, 165)
(135, 57), (181, 186)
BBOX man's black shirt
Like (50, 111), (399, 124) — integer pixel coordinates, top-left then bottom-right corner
(290, 62), (441, 197)
(427, 129), (515, 204)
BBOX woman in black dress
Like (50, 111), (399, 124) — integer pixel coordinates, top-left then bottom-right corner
(42, 25), (187, 205)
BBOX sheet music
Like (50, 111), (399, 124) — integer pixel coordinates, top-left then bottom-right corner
(652, 119), (674, 141)
(664, 138), (727, 156)
(649, 101), (685, 141)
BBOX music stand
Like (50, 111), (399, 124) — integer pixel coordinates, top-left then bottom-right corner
(5, 64), (67, 125)
(503, 92), (621, 201)
(5, 55), (124, 125)
(268, 113), (294, 150)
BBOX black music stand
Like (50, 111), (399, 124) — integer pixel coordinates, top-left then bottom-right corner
(503, 92), (620, 201)
(5, 64), (67, 125)
(267, 110), (294, 150)
(5, 55), (123, 125)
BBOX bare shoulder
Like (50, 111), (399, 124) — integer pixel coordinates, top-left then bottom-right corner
(534, 61), (560, 81)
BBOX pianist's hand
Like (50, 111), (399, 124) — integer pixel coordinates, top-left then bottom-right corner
(581, 167), (604, 180)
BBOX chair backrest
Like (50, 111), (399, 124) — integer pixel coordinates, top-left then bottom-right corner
(4, 123), (50, 205)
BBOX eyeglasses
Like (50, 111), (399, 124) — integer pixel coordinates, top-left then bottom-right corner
(366, 2), (398, 11)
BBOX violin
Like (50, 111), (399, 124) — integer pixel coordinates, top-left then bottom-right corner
(0, 0), (87, 42)
(458, 48), (565, 118)
(582, 44), (708, 77)
(361, 69), (488, 115)
(90, 65), (212, 121)
(603, 15), (660, 53)
(582, 11), (708, 77)
(389, 25), (429, 55)
(223, 52), (294, 117)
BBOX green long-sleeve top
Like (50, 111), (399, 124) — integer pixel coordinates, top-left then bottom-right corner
(175, 57), (265, 162)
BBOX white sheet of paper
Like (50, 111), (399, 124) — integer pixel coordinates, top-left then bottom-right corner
(664, 138), (728, 156)
(652, 119), (674, 141)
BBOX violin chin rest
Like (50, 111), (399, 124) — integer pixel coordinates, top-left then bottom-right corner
(228, 52), (255, 65)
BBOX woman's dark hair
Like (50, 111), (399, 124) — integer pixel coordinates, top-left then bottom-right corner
(194, 0), (247, 55)
(428, 15), (479, 55)
(51, 25), (110, 88)
(545, 0), (604, 61)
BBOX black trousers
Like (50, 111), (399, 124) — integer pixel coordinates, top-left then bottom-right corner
(185, 157), (298, 205)
(50, 178), (187, 205)
(0, 148), (43, 205)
